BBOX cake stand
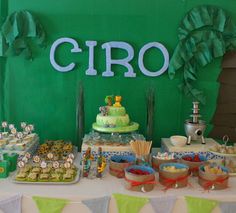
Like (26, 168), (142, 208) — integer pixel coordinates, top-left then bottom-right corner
(92, 122), (139, 133)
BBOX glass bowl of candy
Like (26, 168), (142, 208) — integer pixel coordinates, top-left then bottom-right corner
(152, 152), (176, 171)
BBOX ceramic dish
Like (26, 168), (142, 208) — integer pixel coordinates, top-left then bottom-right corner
(170, 136), (187, 147)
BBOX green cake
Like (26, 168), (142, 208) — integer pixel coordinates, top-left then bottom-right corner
(92, 96), (139, 133)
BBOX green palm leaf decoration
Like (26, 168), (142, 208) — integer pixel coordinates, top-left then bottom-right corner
(0, 10), (46, 59)
(169, 5), (236, 104)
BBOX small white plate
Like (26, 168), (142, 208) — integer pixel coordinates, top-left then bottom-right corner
(209, 150), (236, 157)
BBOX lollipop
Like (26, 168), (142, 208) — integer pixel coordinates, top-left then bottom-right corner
(25, 152), (31, 159)
(17, 132), (23, 139)
(53, 161), (60, 169)
(18, 161), (25, 168)
(24, 126), (31, 134)
(68, 153), (75, 159)
(22, 156), (28, 163)
(33, 155), (41, 163)
(40, 161), (47, 169)
(1, 121), (7, 132)
(47, 153), (54, 160)
(64, 162), (71, 169)
(66, 158), (73, 164)
(21, 122), (27, 129)
(9, 124), (15, 130)
(11, 128), (17, 136)
(28, 125), (34, 133)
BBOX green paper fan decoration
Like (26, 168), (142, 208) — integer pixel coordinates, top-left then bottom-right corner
(169, 5), (236, 103)
(0, 10), (46, 59)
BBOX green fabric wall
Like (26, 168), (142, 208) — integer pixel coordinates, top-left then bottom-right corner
(1, 0), (236, 147)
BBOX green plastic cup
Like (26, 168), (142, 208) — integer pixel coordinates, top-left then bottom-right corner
(3, 153), (18, 172)
(0, 160), (10, 178)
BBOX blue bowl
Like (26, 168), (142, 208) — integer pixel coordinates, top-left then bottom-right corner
(160, 162), (189, 171)
(126, 165), (155, 175)
(199, 164), (229, 173)
(110, 155), (135, 163)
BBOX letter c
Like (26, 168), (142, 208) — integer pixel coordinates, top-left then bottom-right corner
(50, 37), (82, 72)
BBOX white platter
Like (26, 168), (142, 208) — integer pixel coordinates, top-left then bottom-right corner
(209, 150), (236, 157)
(229, 172), (236, 177)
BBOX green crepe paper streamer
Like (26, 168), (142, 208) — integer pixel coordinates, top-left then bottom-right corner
(0, 0), (7, 57)
(0, 33), (3, 56)
(113, 193), (149, 213)
(1, 10), (46, 59)
(185, 196), (218, 213)
(178, 6), (236, 41)
(32, 196), (69, 213)
(0, 0), (8, 121)
(168, 5), (236, 103)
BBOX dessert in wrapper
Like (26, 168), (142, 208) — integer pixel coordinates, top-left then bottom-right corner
(159, 163), (189, 190)
(109, 155), (135, 178)
(198, 164), (229, 190)
(82, 147), (94, 177)
(180, 153), (207, 176)
(125, 165), (156, 192)
(96, 147), (106, 178)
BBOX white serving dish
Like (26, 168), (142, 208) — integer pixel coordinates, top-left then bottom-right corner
(170, 136), (187, 147)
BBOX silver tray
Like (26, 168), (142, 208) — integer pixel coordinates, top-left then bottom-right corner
(12, 169), (81, 185)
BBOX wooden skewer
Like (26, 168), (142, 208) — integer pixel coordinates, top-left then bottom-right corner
(130, 140), (152, 156)
(145, 142), (148, 155)
(145, 141), (147, 155)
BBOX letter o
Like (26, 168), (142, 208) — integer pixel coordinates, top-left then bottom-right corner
(138, 42), (169, 77)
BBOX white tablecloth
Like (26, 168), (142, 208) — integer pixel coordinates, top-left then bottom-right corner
(1, 153), (236, 213)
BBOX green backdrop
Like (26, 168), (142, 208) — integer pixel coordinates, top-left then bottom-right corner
(1, 0), (236, 147)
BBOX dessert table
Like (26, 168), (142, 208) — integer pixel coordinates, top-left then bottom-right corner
(1, 161), (236, 213)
